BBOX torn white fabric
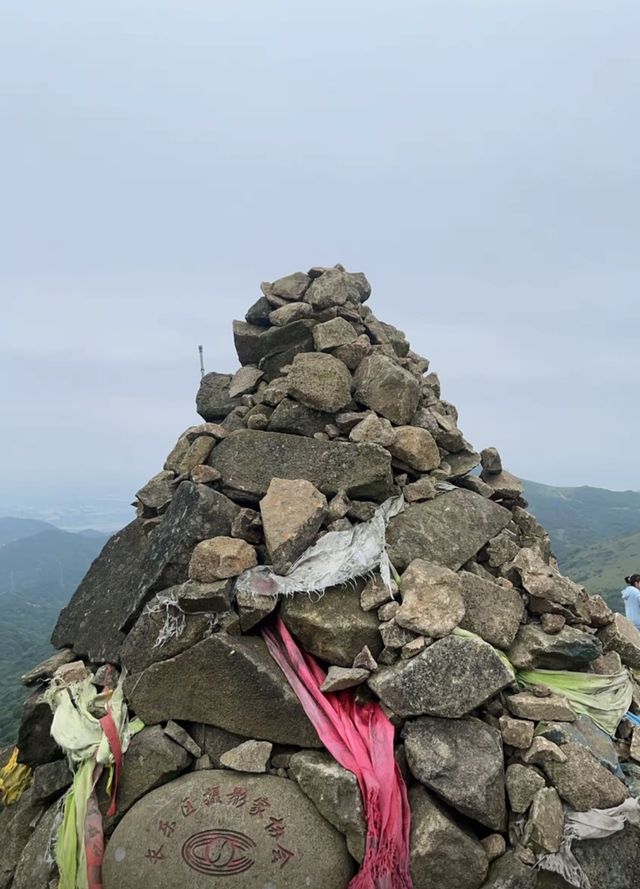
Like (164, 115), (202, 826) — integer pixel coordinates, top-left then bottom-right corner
(235, 494), (405, 597)
(536, 798), (640, 889)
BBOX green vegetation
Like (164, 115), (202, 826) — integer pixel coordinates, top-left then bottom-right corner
(561, 530), (640, 612)
(0, 526), (107, 745)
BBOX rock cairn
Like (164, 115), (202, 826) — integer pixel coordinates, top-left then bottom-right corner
(3, 263), (640, 889)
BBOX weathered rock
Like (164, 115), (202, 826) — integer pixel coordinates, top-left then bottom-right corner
(256, 319), (317, 380)
(190, 464), (222, 485)
(281, 581), (382, 667)
(537, 715), (621, 776)
(271, 270), (311, 300)
(233, 319), (265, 364)
(380, 618), (417, 650)
(506, 692), (576, 722)
(269, 301), (314, 326)
(260, 478), (327, 574)
(176, 579), (232, 613)
(20, 648), (75, 686)
(505, 763), (546, 814)
(0, 789), (43, 889)
(289, 750), (366, 863)
(349, 413), (396, 447)
(523, 788), (564, 854)
(136, 470), (178, 511)
(481, 834), (507, 863)
(403, 477), (437, 503)
(369, 635), (513, 719)
(228, 366), (264, 398)
(590, 650), (623, 674)
(235, 589), (278, 632)
(481, 447), (503, 474)
(164, 721), (203, 758)
(305, 267), (363, 308)
(587, 594), (614, 627)
(481, 469), (524, 500)
(390, 426), (441, 471)
(521, 737), (567, 766)
(196, 372), (242, 420)
(395, 560), (465, 638)
(404, 716), (507, 830)
(360, 574), (395, 611)
(353, 353), (420, 425)
(333, 334), (372, 370)
(10, 802), (58, 889)
(287, 351), (352, 413)
(219, 740), (272, 773)
(386, 489), (512, 572)
(320, 666), (370, 692)
(508, 624), (602, 670)
(186, 724), (247, 768)
(188, 537), (257, 581)
(230, 507), (263, 544)
(485, 530), (521, 568)
(267, 397), (334, 437)
(313, 317), (358, 351)
(177, 437), (216, 473)
(409, 785), (489, 889)
(353, 645), (379, 671)
(53, 483), (240, 663)
(32, 758), (72, 805)
(458, 570), (525, 650)
(101, 726), (191, 829)
(480, 852), (541, 889)
(511, 548), (582, 607)
(16, 691), (58, 766)
(543, 742), (629, 810)
(209, 430), (394, 501)
(598, 613), (640, 669)
(103, 771), (354, 889)
(125, 632), (321, 747)
(499, 716), (535, 750)
(540, 613), (566, 634)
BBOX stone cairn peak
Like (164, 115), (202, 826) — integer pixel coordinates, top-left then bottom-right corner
(3, 263), (640, 889)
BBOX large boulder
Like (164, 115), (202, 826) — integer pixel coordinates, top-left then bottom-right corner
(0, 789), (44, 889)
(281, 582), (383, 667)
(507, 624), (602, 670)
(125, 632), (321, 748)
(458, 571), (525, 650)
(404, 716), (507, 831)
(409, 785), (488, 889)
(287, 352), (352, 413)
(196, 372), (242, 420)
(368, 634), (514, 718)
(267, 398), (334, 437)
(386, 489), (512, 572)
(598, 613), (640, 669)
(9, 802), (58, 889)
(52, 483), (240, 663)
(260, 478), (328, 574)
(353, 353), (420, 425)
(254, 319), (317, 380)
(209, 429), (394, 501)
(395, 560), (466, 638)
(542, 742), (629, 811)
(103, 771), (355, 889)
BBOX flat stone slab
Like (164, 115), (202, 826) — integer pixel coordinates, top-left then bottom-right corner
(103, 771), (354, 889)
(209, 429), (394, 502)
(386, 489), (512, 572)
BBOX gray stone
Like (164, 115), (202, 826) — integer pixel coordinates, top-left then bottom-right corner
(219, 740), (272, 773)
(537, 714), (622, 776)
(196, 372), (242, 420)
(481, 851), (539, 889)
(395, 560), (465, 638)
(458, 571), (525, 650)
(333, 335), (372, 370)
(20, 649), (75, 686)
(521, 737), (567, 766)
(271, 271), (311, 300)
(188, 537), (257, 581)
(136, 470), (178, 511)
(125, 632), (321, 747)
(409, 785), (489, 889)
(543, 742), (629, 810)
(386, 488), (512, 572)
(236, 589), (278, 632)
(185, 724), (247, 768)
(230, 507), (263, 544)
(16, 692), (58, 766)
(175, 579), (232, 613)
(506, 693), (576, 722)
(598, 613), (640, 669)
(320, 666), (370, 692)
(0, 789), (43, 889)
(507, 624), (602, 670)
(390, 426), (441, 471)
(228, 366), (264, 398)
(190, 464), (222, 485)
(281, 581), (382, 667)
(353, 645), (378, 671)
(360, 574), (395, 611)
(485, 530), (521, 568)
(445, 449), (482, 478)
(481, 834), (507, 863)
(349, 413), (396, 447)
(404, 716), (507, 831)
(289, 750), (366, 863)
(499, 716), (535, 750)
(403, 477), (438, 502)
(313, 317), (358, 351)
(256, 319), (317, 380)
(481, 469), (524, 500)
(380, 618), (417, 650)
(369, 634), (514, 719)
(10, 802), (58, 889)
(287, 351), (352, 413)
(32, 759), (72, 805)
(53, 483), (240, 663)
(103, 771), (354, 889)
(267, 397), (334, 437)
(353, 353), (420, 425)
(209, 429), (394, 501)
(481, 447), (503, 474)
(557, 823), (640, 889)
(260, 478), (327, 574)
(506, 763), (546, 814)
(304, 267), (363, 308)
(512, 548), (582, 607)
(101, 726), (191, 830)
(233, 319), (265, 364)
(268, 301), (314, 326)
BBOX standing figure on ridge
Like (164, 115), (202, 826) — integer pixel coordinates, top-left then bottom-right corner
(622, 573), (640, 629)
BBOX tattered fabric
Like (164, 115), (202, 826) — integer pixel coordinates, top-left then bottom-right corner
(262, 616), (412, 889)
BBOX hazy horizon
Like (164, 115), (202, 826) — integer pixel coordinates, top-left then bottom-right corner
(2, 1), (640, 507)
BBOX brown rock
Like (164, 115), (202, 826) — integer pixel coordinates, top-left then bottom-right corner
(287, 351), (352, 413)
(320, 666), (370, 692)
(390, 426), (441, 471)
(458, 570), (525, 650)
(598, 613), (640, 669)
(313, 317), (358, 351)
(499, 716), (535, 749)
(523, 788), (564, 854)
(353, 353), (420, 425)
(395, 560), (465, 638)
(260, 478), (328, 574)
(403, 477), (437, 503)
(349, 413), (396, 447)
(543, 742), (629, 810)
(506, 692), (576, 722)
(188, 537), (257, 581)
(190, 464), (222, 485)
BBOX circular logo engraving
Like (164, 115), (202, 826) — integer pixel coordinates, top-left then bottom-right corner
(182, 829), (256, 876)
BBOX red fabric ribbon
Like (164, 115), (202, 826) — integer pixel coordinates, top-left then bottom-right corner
(262, 617), (413, 889)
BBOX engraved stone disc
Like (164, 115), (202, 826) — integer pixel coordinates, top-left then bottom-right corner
(103, 770), (355, 889)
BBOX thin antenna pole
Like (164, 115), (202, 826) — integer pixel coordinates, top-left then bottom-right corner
(198, 345), (205, 378)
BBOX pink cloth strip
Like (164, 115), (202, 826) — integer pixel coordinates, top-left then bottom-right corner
(262, 616), (412, 889)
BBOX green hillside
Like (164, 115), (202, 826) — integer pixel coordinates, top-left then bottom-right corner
(561, 529), (640, 612)
(0, 528), (107, 745)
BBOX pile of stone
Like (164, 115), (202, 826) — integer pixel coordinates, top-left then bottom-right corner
(3, 264), (640, 889)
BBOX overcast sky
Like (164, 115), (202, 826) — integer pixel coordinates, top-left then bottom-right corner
(1, 0), (639, 515)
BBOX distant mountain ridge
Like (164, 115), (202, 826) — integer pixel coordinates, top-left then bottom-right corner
(0, 516), (58, 547)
